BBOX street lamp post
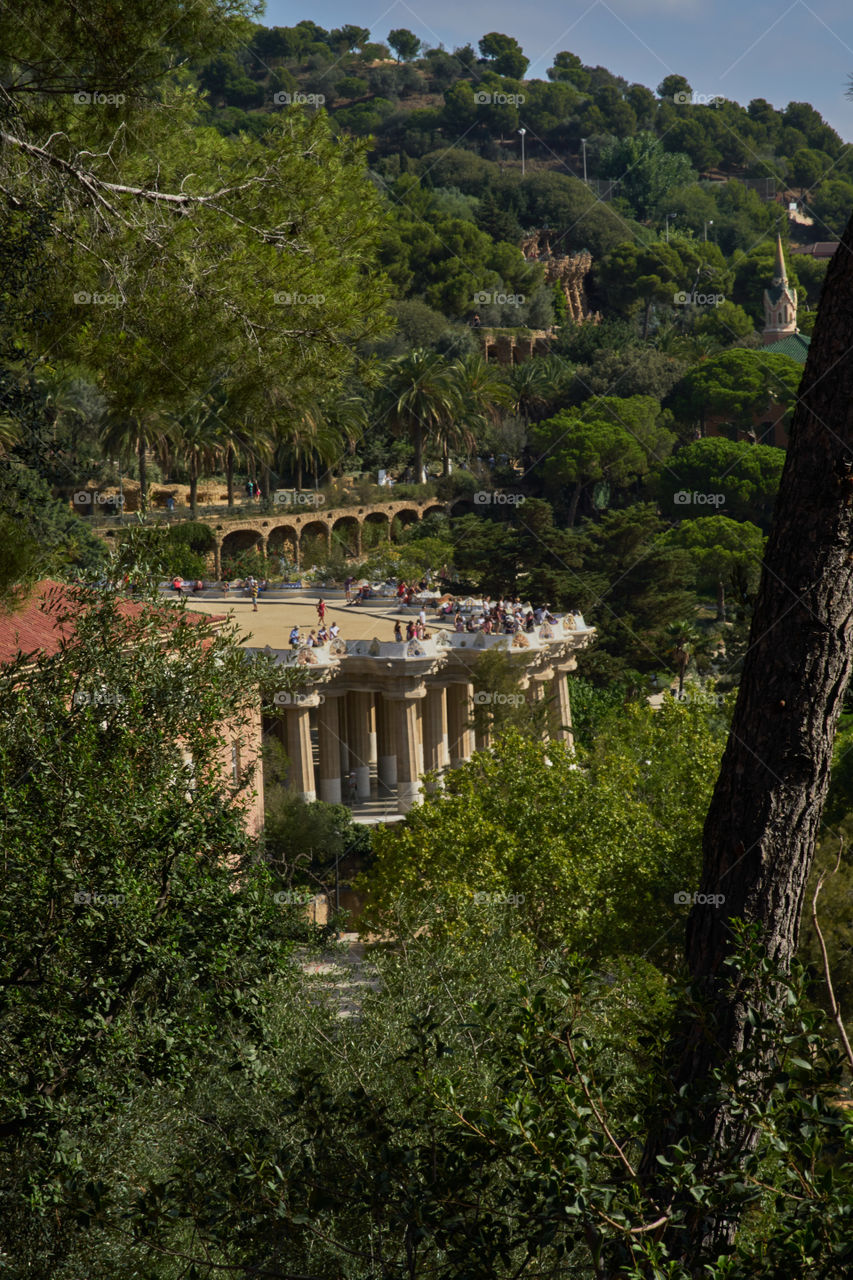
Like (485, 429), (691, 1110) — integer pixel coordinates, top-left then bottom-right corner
(666, 212), (677, 243)
(581, 137), (588, 185)
(704, 218), (714, 242)
(518, 127), (526, 176)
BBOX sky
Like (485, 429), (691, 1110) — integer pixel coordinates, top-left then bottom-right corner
(261, 0), (853, 143)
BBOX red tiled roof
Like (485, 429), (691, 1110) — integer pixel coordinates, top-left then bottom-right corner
(0, 581), (225, 667)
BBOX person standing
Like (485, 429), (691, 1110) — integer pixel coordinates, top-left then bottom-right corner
(344, 576), (353, 604)
(317, 597), (326, 625)
(394, 621), (402, 642)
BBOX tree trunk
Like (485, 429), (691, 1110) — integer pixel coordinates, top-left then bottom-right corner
(413, 423), (424, 487)
(716, 577), (726, 622)
(226, 446), (235, 509)
(567, 482), (582, 527)
(189, 462), (198, 519)
(636, 209), (853, 1268)
(137, 434), (147, 511)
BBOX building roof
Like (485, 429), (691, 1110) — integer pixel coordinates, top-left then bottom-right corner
(789, 241), (839, 258)
(763, 333), (812, 364)
(0, 581), (225, 667)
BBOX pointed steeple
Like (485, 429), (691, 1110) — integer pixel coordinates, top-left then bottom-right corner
(772, 232), (788, 285)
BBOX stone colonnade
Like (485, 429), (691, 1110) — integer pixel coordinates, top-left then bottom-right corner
(275, 669), (576, 814)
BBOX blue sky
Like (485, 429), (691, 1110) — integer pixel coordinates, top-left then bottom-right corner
(261, 0), (853, 142)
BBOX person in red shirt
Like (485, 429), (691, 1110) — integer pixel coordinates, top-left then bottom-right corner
(317, 598), (326, 625)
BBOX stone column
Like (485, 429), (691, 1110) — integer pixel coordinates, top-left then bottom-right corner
(393, 695), (424, 812)
(423, 686), (447, 788)
(416, 700), (425, 777)
(213, 541), (222, 579)
(367, 696), (377, 771)
(474, 719), (491, 752)
(550, 669), (574, 751)
(446, 682), (474, 768)
(376, 693), (397, 793)
(285, 696), (318, 802)
(346, 690), (373, 799)
(316, 695), (343, 804)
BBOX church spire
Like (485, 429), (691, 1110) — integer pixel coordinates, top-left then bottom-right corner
(773, 232), (788, 285)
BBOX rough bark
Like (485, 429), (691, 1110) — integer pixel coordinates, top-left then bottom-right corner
(636, 213), (853, 1266)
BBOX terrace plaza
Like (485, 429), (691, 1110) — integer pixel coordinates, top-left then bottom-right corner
(182, 586), (594, 822)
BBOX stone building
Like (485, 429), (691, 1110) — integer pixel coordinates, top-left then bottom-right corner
(255, 614), (593, 816)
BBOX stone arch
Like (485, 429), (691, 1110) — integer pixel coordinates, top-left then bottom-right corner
(331, 515), (361, 559)
(220, 528), (264, 564)
(390, 507), (420, 541)
(362, 510), (390, 549)
(299, 519), (331, 565)
(267, 524), (299, 568)
(422, 504), (446, 520)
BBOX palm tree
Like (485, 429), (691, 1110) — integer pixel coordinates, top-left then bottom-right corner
(443, 353), (513, 474)
(170, 393), (226, 517)
(275, 404), (344, 493)
(380, 349), (458, 484)
(100, 403), (171, 513)
(508, 355), (571, 423)
(666, 619), (701, 698)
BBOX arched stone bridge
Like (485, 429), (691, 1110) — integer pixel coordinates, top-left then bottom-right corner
(210, 497), (448, 575)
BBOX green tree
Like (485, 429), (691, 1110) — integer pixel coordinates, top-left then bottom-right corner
(600, 132), (695, 219)
(666, 348), (801, 440)
(661, 514), (766, 619)
(659, 436), (785, 527)
(478, 32), (529, 78)
(0, 581), (307, 1274)
(387, 27), (421, 61)
(361, 707), (725, 957)
(379, 348), (458, 482)
(531, 395), (676, 525)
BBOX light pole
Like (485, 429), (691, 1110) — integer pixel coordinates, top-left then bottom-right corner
(518, 127), (526, 176)
(581, 137), (588, 185)
(704, 218), (714, 242)
(665, 212), (677, 243)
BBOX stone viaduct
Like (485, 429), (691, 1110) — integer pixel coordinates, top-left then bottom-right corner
(95, 497), (451, 576)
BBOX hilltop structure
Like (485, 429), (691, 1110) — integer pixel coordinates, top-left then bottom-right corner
(763, 233), (811, 364)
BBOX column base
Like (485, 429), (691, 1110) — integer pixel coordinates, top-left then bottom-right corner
(354, 764), (371, 799)
(296, 789), (317, 803)
(378, 754), (397, 790)
(397, 780), (421, 812)
(318, 778), (342, 804)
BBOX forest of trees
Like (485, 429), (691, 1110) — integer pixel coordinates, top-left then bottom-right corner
(5, 3), (853, 1277)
